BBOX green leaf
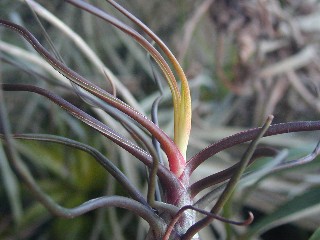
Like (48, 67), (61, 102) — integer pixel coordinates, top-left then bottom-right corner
(309, 227), (320, 240)
(0, 143), (23, 223)
(241, 186), (320, 239)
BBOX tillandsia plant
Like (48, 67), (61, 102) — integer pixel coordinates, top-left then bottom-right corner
(1, 0), (320, 239)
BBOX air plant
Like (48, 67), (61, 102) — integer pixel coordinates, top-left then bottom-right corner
(0, 0), (320, 239)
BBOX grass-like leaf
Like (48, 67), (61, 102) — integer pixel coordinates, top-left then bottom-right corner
(0, 92), (165, 236)
(66, 0), (190, 176)
(239, 186), (320, 239)
(309, 227), (320, 240)
(186, 120), (320, 176)
(0, 136), (23, 223)
(0, 19), (184, 177)
(106, 0), (192, 161)
(1, 83), (182, 194)
(1, 133), (148, 206)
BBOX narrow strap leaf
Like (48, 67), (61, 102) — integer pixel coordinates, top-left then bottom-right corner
(2, 133), (148, 206)
(0, 19), (185, 176)
(186, 120), (320, 175)
(107, 0), (192, 160)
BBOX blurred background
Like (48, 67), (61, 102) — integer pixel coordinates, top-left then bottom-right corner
(0, 0), (320, 239)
